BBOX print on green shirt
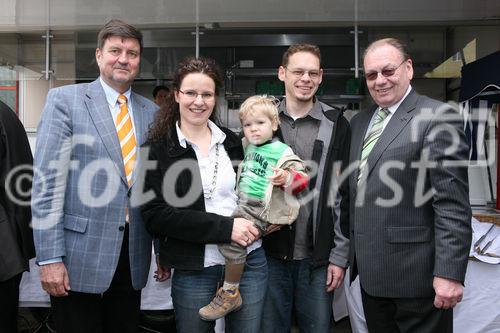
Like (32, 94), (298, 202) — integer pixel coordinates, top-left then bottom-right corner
(239, 141), (289, 199)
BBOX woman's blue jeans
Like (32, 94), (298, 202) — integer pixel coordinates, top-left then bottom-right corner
(172, 246), (268, 333)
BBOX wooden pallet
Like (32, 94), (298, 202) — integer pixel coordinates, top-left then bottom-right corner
(473, 213), (500, 226)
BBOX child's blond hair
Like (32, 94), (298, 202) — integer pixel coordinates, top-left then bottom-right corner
(239, 95), (280, 126)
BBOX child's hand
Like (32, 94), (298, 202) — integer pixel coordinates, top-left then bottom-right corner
(265, 224), (283, 235)
(269, 167), (290, 186)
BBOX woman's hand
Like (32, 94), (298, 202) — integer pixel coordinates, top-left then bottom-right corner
(232, 217), (260, 247)
(154, 255), (171, 282)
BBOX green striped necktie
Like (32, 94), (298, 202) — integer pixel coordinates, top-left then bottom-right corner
(358, 107), (390, 182)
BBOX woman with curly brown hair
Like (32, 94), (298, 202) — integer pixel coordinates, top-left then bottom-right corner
(141, 57), (267, 332)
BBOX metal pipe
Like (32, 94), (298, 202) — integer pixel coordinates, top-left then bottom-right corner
(196, 25), (200, 58)
(195, 0), (199, 58)
(497, 104), (500, 209)
(354, 0), (359, 78)
(42, 29), (53, 80)
(43, 0), (53, 81)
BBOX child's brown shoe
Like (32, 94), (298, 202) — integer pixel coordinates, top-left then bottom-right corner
(199, 288), (243, 321)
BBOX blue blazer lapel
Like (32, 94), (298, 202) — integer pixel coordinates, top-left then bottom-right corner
(84, 79), (128, 185)
(131, 92), (148, 146)
(365, 90), (419, 177)
(129, 92), (148, 187)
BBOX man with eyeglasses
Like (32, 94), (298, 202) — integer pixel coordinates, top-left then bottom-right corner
(342, 37), (471, 332)
(261, 44), (351, 333)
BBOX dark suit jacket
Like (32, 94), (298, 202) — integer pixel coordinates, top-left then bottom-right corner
(0, 100), (35, 282)
(344, 89), (472, 298)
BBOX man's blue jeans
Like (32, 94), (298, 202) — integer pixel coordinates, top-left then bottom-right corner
(261, 257), (333, 333)
(172, 247), (268, 333)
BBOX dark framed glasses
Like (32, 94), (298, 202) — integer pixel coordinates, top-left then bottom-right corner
(178, 89), (215, 100)
(365, 60), (407, 81)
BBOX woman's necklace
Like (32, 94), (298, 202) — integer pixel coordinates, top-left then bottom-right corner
(204, 143), (219, 199)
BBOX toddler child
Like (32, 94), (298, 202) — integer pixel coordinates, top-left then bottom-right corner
(198, 95), (308, 321)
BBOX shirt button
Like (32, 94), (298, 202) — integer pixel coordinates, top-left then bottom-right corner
(291, 122), (296, 129)
(118, 225), (125, 231)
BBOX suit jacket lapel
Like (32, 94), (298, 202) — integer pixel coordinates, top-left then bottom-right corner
(131, 92), (147, 146)
(365, 90), (419, 177)
(351, 106), (377, 185)
(129, 92), (147, 187)
(84, 79), (128, 185)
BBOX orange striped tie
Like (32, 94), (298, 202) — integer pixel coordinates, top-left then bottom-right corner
(116, 94), (137, 186)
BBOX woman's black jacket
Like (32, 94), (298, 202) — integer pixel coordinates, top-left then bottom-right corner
(140, 127), (243, 270)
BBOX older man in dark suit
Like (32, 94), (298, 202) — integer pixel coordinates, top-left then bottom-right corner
(0, 100), (34, 333)
(342, 38), (472, 332)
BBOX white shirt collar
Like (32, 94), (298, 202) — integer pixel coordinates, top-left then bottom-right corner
(176, 120), (227, 148)
(99, 77), (132, 108)
(383, 85), (412, 115)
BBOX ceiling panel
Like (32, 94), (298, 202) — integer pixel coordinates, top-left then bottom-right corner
(0, 0), (498, 31)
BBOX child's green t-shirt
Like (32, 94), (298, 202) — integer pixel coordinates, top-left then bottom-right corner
(239, 140), (289, 200)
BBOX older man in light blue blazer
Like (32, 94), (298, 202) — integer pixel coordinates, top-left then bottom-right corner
(32, 19), (162, 333)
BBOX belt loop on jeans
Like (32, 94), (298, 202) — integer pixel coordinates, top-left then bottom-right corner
(308, 263), (314, 285)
